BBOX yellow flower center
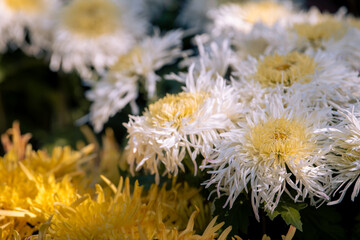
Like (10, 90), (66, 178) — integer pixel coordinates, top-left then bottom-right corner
(294, 20), (347, 47)
(61, 0), (120, 37)
(147, 92), (208, 127)
(241, 1), (289, 26)
(254, 52), (317, 87)
(4, 0), (43, 12)
(110, 47), (142, 74)
(348, 17), (360, 30)
(249, 117), (313, 164)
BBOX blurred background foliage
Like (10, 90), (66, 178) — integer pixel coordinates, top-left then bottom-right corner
(1, 1), (360, 239)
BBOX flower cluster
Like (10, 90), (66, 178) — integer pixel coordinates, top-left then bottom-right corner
(0, 0), (185, 132)
(3, 0), (360, 238)
(125, 0), (360, 225)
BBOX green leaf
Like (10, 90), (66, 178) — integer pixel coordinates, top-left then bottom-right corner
(266, 200), (307, 232)
(280, 206), (303, 231)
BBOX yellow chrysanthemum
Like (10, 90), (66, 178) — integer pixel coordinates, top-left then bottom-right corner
(144, 179), (211, 233)
(1, 121), (32, 161)
(25, 145), (95, 179)
(3, 0), (44, 12)
(0, 152), (80, 239)
(254, 52), (317, 87)
(61, 0), (120, 37)
(0, 123), (94, 239)
(2, 122), (95, 178)
(147, 92), (208, 128)
(38, 177), (229, 240)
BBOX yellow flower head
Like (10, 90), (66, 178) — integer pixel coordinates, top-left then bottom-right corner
(147, 92), (208, 128)
(348, 17), (360, 30)
(3, 0), (44, 12)
(110, 46), (143, 75)
(248, 117), (315, 165)
(240, 1), (290, 26)
(254, 52), (317, 87)
(61, 0), (120, 37)
(144, 179), (211, 233)
(40, 177), (228, 240)
(0, 153), (79, 239)
(294, 20), (347, 48)
(1, 121), (32, 161)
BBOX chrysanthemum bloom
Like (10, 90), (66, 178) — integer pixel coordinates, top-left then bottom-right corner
(291, 8), (360, 71)
(208, 0), (298, 35)
(50, 0), (148, 78)
(86, 30), (184, 132)
(232, 50), (360, 108)
(144, 179), (211, 233)
(125, 66), (242, 183)
(231, 23), (297, 60)
(0, 123), (95, 238)
(1, 121), (95, 178)
(40, 176), (232, 240)
(168, 35), (234, 83)
(0, 0), (59, 54)
(0, 151), (80, 238)
(327, 103), (360, 205)
(202, 92), (332, 220)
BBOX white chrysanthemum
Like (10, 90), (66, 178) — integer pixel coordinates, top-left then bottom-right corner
(86, 30), (184, 132)
(124, 66), (242, 183)
(0, 0), (60, 54)
(202, 92), (332, 220)
(86, 74), (138, 133)
(293, 13), (347, 51)
(231, 23), (297, 60)
(318, 26), (360, 72)
(327, 103), (360, 205)
(50, 0), (148, 78)
(289, 7), (360, 71)
(168, 35), (235, 82)
(232, 50), (360, 108)
(208, 0), (297, 35)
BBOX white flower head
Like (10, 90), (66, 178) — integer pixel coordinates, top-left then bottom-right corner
(124, 65), (242, 183)
(289, 7), (360, 71)
(0, 0), (60, 54)
(50, 0), (148, 78)
(86, 30), (184, 132)
(202, 92), (332, 220)
(319, 27), (360, 72)
(208, 0), (297, 35)
(168, 34), (235, 82)
(293, 10), (347, 51)
(86, 74), (139, 133)
(232, 50), (360, 108)
(327, 103), (360, 205)
(231, 23), (297, 60)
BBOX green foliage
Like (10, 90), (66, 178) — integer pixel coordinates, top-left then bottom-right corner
(267, 201), (307, 232)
